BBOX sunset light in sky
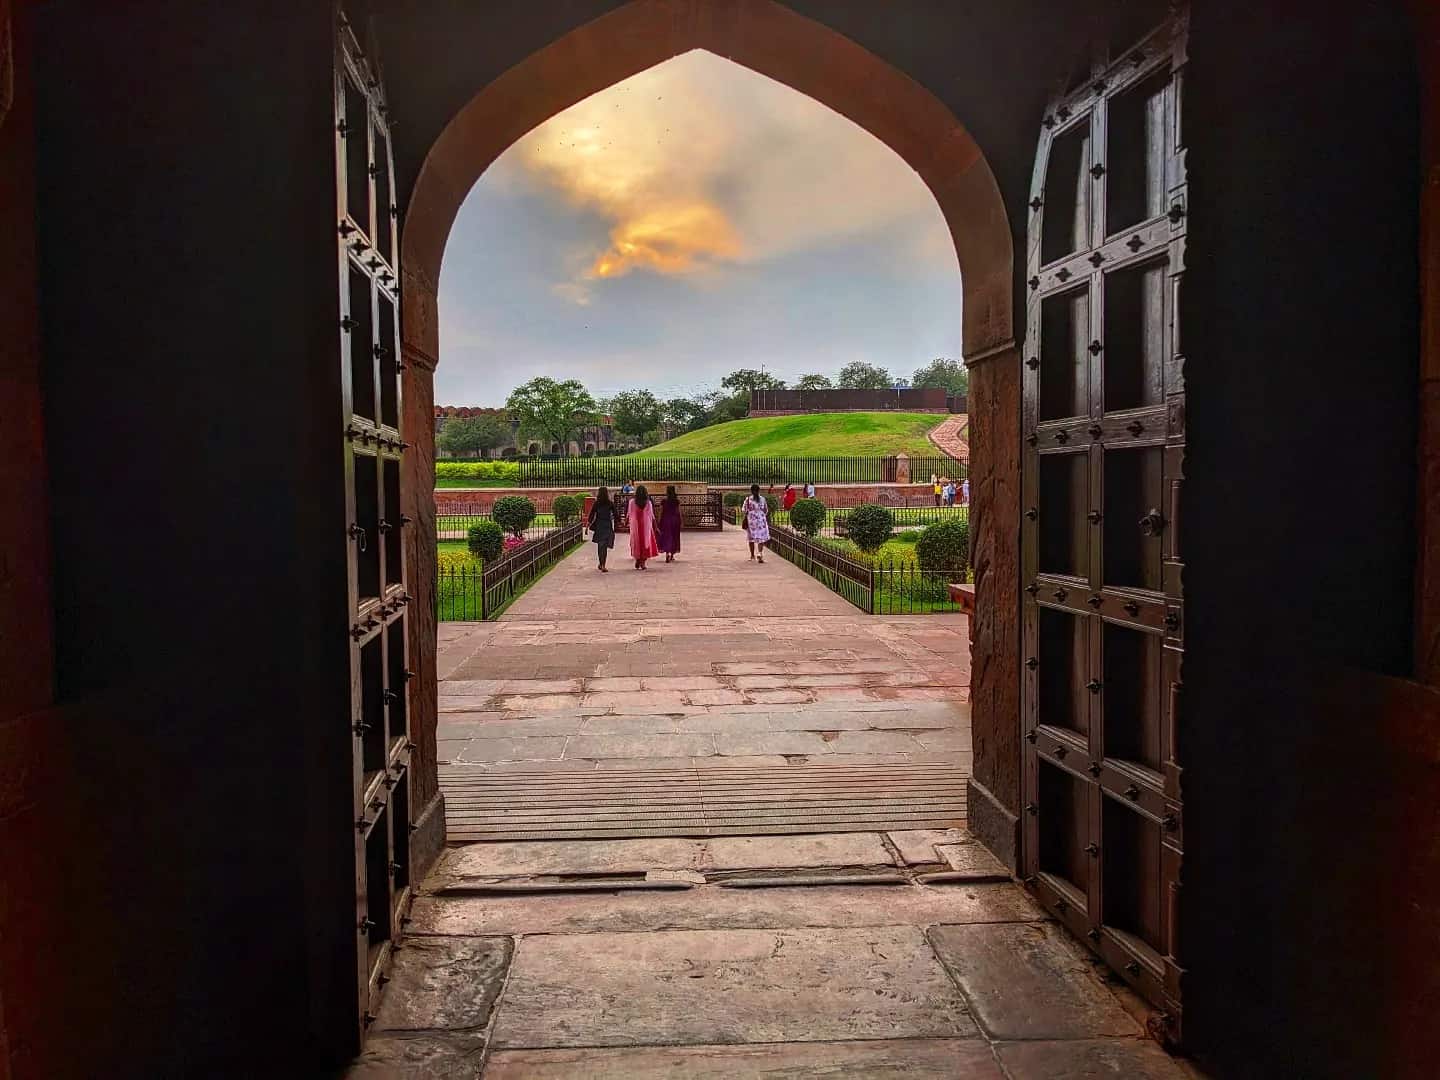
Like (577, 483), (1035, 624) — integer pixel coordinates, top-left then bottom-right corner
(436, 49), (961, 404)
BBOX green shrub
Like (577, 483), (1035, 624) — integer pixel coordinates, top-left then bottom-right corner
(845, 504), (894, 553)
(551, 494), (582, 524)
(916, 516), (970, 573)
(789, 497), (827, 538)
(722, 491), (746, 508)
(491, 495), (538, 538)
(465, 520), (504, 561)
(434, 460), (520, 486)
(892, 530), (922, 544)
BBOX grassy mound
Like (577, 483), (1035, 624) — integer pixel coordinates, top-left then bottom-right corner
(630, 412), (946, 458)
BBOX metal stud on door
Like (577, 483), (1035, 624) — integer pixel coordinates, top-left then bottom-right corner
(336, 8), (411, 1043)
(1021, 8), (1187, 1043)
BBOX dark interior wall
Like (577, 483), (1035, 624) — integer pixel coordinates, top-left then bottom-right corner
(1180, 4), (1420, 1076)
(32, 3), (352, 1073)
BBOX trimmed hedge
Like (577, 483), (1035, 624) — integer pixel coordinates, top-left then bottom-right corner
(491, 495), (538, 538)
(551, 494), (583, 524)
(845, 504), (894, 553)
(466, 520), (505, 561)
(789, 497), (827, 538)
(916, 517), (970, 573)
(434, 460), (521, 486)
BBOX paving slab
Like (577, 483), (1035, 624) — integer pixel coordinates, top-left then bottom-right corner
(826, 729), (928, 753)
(936, 841), (1012, 880)
(345, 1032), (489, 1079)
(996, 1038), (1195, 1079)
(409, 882), (1046, 937)
(705, 832), (895, 871)
(371, 937), (512, 1032)
(928, 923), (1141, 1040)
(712, 731), (833, 756)
(565, 733), (716, 759)
(483, 1038), (1003, 1079)
(674, 711), (778, 733)
(454, 736), (568, 763)
(489, 926), (977, 1048)
(889, 829), (975, 865)
(576, 714), (685, 735)
(437, 838), (703, 880)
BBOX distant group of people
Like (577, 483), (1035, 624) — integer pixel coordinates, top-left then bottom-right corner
(931, 473), (968, 507)
(586, 483), (683, 571)
(585, 481), (774, 570)
(776, 481), (815, 511)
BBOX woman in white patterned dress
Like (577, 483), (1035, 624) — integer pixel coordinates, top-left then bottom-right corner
(742, 483), (770, 564)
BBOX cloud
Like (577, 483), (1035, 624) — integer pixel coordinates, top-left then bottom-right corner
(496, 50), (955, 293)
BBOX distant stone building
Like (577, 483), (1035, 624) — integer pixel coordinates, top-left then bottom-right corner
(433, 405), (633, 457)
(749, 387), (965, 416)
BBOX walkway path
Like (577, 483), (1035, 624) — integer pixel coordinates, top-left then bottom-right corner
(928, 412), (970, 461)
(436, 529), (971, 776)
(346, 527), (1195, 1077)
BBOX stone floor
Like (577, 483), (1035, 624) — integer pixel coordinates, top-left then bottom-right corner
(349, 832), (1197, 1079)
(436, 530), (972, 776)
(346, 529), (1199, 1076)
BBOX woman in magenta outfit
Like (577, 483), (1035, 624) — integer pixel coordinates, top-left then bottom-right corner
(657, 485), (682, 563)
(627, 484), (660, 570)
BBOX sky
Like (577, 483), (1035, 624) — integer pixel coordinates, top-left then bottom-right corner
(435, 49), (962, 407)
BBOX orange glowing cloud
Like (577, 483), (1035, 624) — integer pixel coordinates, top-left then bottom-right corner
(589, 202), (741, 278)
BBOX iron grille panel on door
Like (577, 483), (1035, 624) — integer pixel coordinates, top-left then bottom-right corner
(336, 9), (411, 1038)
(1022, 9), (1187, 1043)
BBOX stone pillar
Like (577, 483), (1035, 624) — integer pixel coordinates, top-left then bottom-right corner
(894, 452), (910, 485)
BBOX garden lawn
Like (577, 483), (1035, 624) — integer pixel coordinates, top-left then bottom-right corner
(629, 412), (948, 458)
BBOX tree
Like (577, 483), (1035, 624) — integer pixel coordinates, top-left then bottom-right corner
(609, 389), (663, 441)
(794, 373), (833, 391)
(835, 362), (893, 390)
(911, 357), (970, 397)
(437, 414), (508, 458)
(720, 368), (786, 394)
(505, 377), (597, 456)
(662, 396), (705, 432)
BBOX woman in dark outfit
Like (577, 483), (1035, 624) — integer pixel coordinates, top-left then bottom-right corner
(586, 485), (620, 572)
(657, 484), (682, 562)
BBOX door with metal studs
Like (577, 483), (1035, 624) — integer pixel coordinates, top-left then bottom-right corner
(1021, 8), (1187, 1042)
(335, 8), (413, 1035)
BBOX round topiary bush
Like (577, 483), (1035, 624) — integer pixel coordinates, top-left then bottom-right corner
(916, 516), (970, 573)
(491, 495), (538, 538)
(789, 497), (827, 538)
(551, 493), (581, 524)
(845, 504), (894, 553)
(466, 520), (505, 561)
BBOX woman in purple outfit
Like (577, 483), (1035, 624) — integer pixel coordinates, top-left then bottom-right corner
(657, 485), (683, 563)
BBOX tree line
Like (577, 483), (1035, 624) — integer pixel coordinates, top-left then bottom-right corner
(437, 359), (969, 458)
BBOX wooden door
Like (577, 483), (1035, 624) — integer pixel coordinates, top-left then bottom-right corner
(335, 9), (412, 1036)
(1021, 9), (1187, 1043)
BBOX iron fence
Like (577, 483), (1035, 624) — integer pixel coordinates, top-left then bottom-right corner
(515, 455), (964, 488)
(435, 521), (582, 621)
(614, 492), (724, 532)
(764, 527), (967, 615)
(435, 508), (574, 542)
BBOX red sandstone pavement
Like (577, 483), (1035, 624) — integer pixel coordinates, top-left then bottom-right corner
(927, 412), (970, 461)
(436, 530), (972, 776)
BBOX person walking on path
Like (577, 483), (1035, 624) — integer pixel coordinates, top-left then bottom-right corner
(782, 482), (797, 512)
(628, 484), (660, 570)
(586, 485), (621, 572)
(961, 477), (970, 506)
(743, 483), (771, 564)
(657, 484), (683, 563)
(804, 481), (816, 499)
(932, 473), (942, 507)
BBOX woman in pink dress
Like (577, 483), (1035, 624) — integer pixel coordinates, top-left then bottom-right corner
(628, 484), (660, 570)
